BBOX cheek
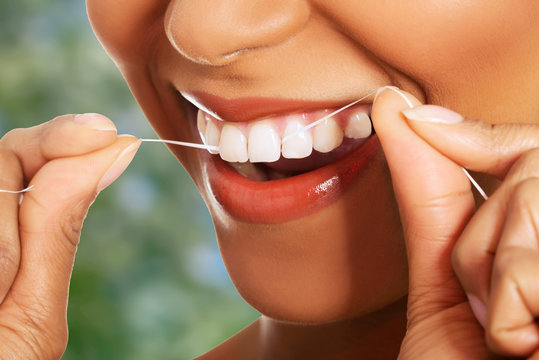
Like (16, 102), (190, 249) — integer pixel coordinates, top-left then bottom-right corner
(86, 0), (169, 62)
(319, 1), (535, 85)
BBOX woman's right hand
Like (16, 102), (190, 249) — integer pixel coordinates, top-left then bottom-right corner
(373, 87), (539, 358)
(0, 114), (139, 359)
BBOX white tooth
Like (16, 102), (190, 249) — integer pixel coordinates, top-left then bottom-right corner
(248, 122), (281, 163)
(219, 124), (248, 162)
(282, 118), (313, 159)
(313, 117), (344, 153)
(345, 112), (372, 139)
(204, 119), (221, 154)
(197, 111), (208, 143)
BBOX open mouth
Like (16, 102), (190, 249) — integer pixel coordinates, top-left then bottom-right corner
(181, 92), (381, 223)
(197, 101), (373, 181)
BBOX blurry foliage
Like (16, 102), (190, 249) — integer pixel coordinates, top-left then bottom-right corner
(0, 1), (259, 359)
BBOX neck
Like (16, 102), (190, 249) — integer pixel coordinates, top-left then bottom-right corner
(256, 297), (407, 360)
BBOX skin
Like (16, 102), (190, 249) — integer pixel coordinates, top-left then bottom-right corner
(0, 1), (537, 359)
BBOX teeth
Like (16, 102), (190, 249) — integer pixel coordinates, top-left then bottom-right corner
(219, 124), (248, 162)
(345, 112), (372, 139)
(197, 105), (371, 164)
(204, 120), (221, 154)
(248, 122), (281, 162)
(197, 111), (208, 141)
(282, 118), (313, 159)
(313, 117), (344, 153)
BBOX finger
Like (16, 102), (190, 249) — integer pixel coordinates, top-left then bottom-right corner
(452, 151), (539, 318)
(372, 87), (475, 323)
(0, 149), (23, 303)
(402, 105), (539, 179)
(0, 113), (117, 180)
(2, 136), (140, 338)
(485, 178), (539, 356)
(497, 177), (539, 252)
(488, 249), (539, 356)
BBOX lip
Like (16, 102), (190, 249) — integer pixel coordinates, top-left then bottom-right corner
(200, 134), (380, 224)
(180, 91), (380, 224)
(181, 91), (350, 122)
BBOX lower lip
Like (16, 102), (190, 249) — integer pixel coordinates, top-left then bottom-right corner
(202, 135), (381, 224)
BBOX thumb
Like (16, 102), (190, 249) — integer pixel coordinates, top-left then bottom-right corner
(6, 136), (140, 334)
(371, 87), (476, 322)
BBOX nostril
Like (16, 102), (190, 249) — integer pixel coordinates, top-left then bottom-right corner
(164, 0), (310, 66)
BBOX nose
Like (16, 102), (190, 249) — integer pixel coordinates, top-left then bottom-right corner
(164, 0), (310, 65)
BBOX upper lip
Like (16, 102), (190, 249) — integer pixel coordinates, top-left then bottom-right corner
(180, 91), (373, 123)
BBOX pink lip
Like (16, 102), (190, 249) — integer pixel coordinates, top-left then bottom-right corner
(181, 93), (380, 224)
(198, 135), (380, 224)
(182, 91), (352, 122)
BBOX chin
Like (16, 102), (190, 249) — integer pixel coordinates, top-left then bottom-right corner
(210, 192), (409, 324)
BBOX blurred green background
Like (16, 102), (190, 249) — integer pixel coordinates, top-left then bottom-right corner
(0, 1), (259, 359)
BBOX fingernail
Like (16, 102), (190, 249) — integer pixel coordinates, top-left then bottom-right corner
(97, 140), (141, 192)
(402, 105), (463, 124)
(374, 86), (417, 110)
(467, 294), (487, 328)
(74, 113), (117, 132)
(374, 85), (399, 102)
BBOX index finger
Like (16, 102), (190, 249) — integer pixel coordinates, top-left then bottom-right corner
(0, 113), (117, 180)
(402, 105), (539, 179)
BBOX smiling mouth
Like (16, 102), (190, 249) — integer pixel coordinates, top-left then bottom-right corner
(180, 92), (380, 223)
(195, 101), (373, 181)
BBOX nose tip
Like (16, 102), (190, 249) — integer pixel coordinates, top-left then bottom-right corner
(165, 0), (310, 66)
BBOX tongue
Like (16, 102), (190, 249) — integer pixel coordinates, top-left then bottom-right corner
(265, 137), (369, 173)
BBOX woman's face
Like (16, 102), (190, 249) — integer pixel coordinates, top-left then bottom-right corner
(86, 0), (539, 323)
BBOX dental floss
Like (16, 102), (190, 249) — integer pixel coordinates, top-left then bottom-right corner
(281, 90), (377, 143)
(381, 86), (489, 201)
(462, 168), (489, 200)
(0, 185), (34, 194)
(140, 138), (219, 151)
(0, 87), (489, 201)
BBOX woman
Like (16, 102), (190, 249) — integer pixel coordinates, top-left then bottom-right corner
(0, 1), (537, 358)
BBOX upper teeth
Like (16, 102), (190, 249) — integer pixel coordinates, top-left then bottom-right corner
(282, 117), (313, 159)
(197, 107), (372, 163)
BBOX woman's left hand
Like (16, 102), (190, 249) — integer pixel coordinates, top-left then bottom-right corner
(372, 87), (539, 358)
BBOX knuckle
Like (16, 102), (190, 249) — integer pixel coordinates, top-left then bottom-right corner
(58, 215), (82, 249)
(56, 197), (93, 249)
